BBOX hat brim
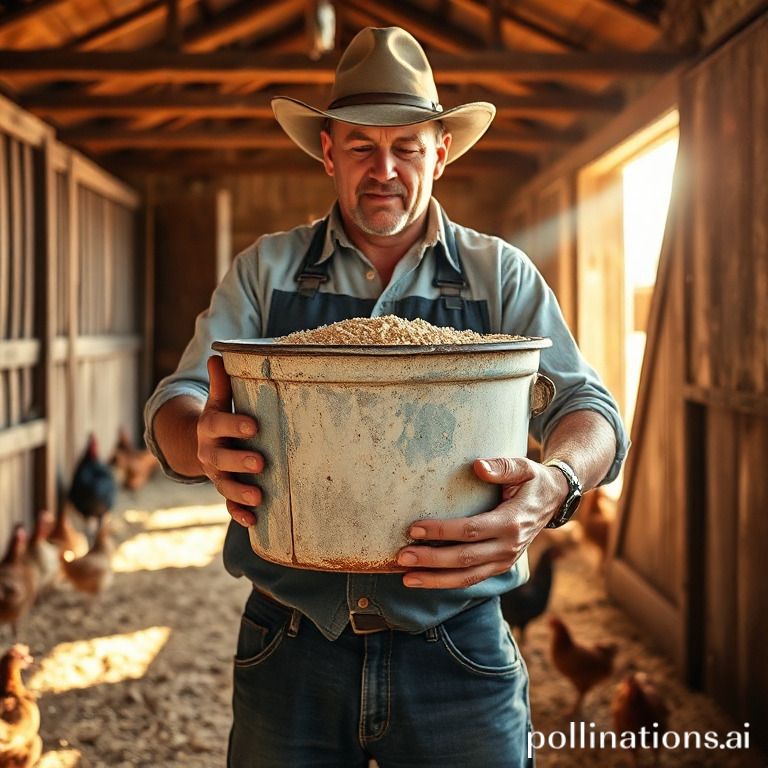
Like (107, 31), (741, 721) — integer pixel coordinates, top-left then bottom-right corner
(271, 98), (496, 164)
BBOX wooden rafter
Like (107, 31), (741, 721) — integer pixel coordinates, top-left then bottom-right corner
(60, 121), (582, 152)
(583, 0), (661, 28)
(101, 148), (540, 175)
(449, 0), (578, 52)
(341, 0), (486, 53)
(0, 49), (685, 83)
(64, 0), (197, 51)
(183, 0), (305, 52)
(0, 0), (64, 31)
(22, 87), (623, 119)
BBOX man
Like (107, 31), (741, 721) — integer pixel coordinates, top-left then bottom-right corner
(145, 26), (628, 768)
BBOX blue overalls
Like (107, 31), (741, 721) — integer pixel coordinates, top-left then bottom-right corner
(264, 211), (491, 337)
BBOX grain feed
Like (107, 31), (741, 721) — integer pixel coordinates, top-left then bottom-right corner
(275, 315), (525, 345)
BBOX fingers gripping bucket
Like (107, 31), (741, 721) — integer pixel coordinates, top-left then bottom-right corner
(213, 339), (554, 572)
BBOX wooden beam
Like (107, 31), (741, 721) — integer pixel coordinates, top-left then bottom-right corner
(184, 0), (305, 52)
(0, 49), (686, 83)
(583, 0), (661, 29)
(22, 87), (622, 119)
(0, 0), (65, 31)
(67, 0), (198, 51)
(165, 0), (182, 50)
(342, 0), (485, 53)
(101, 148), (538, 176)
(449, 0), (579, 52)
(61, 122), (580, 152)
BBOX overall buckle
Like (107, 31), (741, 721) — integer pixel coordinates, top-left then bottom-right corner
(349, 612), (390, 635)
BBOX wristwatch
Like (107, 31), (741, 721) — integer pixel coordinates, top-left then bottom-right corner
(544, 459), (583, 528)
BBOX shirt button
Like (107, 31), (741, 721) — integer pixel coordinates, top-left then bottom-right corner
(357, 597), (370, 609)
(365, 270), (376, 281)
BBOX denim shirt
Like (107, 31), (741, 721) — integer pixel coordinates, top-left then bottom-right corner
(144, 198), (628, 640)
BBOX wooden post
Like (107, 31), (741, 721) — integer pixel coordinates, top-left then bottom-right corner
(33, 132), (57, 515)
(141, 176), (156, 414)
(66, 155), (79, 472)
(165, 0), (183, 49)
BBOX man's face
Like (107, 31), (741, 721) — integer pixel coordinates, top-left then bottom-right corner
(319, 121), (451, 240)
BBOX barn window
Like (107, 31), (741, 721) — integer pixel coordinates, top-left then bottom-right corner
(576, 110), (679, 454)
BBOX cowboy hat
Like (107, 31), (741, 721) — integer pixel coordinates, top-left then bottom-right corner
(271, 26), (496, 164)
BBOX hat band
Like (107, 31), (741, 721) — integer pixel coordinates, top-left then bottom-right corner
(327, 92), (443, 112)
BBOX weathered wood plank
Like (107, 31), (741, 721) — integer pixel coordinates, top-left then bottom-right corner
(686, 63), (714, 389)
(703, 407), (739, 714)
(34, 134), (56, 516)
(8, 138), (22, 425)
(66, 156), (78, 468)
(51, 334), (142, 362)
(22, 142), (34, 418)
(0, 339), (39, 369)
(753, 23), (768, 395)
(0, 94), (48, 147)
(69, 151), (139, 209)
(0, 133), (8, 342)
(0, 419), (46, 460)
(737, 412), (768, 743)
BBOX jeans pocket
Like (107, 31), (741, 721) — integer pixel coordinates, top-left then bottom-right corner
(438, 599), (522, 678)
(234, 591), (290, 668)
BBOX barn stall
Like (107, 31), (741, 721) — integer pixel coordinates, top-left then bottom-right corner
(0, 0), (766, 766)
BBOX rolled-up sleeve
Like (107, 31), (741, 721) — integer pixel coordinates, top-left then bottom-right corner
(501, 247), (629, 484)
(143, 245), (263, 482)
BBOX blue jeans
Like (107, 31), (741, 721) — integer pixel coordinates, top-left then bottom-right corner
(227, 588), (533, 767)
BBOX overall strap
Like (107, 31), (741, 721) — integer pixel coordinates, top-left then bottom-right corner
(432, 210), (467, 310)
(294, 217), (331, 298)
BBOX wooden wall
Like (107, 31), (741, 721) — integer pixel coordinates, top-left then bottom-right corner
(613, 11), (768, 741)
(0, 93), (140, 540)
(506, 6), (768, 746)
(137, 162), (526, 383)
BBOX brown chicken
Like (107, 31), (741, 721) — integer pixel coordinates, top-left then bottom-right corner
(579, 488), (616, 568)
(0, 644), (41, 768)
(0, 527), (39, 638)
(612, 672), (670, 767)
(49, 477), (89, 560)
(549, 615), (618, 717)
(110, 426), (158, 491)
(26, 510), (61, 594)
(61, 514), (115, 595)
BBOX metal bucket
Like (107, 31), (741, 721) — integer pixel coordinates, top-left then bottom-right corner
(213, 338), (554, 572)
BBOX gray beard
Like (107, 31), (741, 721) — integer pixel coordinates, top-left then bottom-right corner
(351, 206), (410, 236)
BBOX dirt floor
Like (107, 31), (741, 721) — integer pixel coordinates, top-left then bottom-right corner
(8, 474), (766, 768)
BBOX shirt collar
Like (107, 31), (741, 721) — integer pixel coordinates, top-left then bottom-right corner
(317, 198), (458, 271)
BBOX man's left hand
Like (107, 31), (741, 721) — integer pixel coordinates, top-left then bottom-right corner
(396, 457), (568, 589)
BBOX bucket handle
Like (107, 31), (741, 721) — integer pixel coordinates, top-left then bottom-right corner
(530, 374), (556, 417)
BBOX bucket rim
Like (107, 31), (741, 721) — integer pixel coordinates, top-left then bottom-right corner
(212, 336), (552, 356)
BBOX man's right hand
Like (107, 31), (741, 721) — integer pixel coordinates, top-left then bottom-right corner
(197, 355), (264, 527)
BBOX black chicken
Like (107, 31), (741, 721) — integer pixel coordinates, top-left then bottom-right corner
(501, 545), (562, 645)
(68, 433), (117, 540)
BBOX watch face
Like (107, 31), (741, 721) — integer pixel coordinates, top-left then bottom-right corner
(545, 461), (582, 528)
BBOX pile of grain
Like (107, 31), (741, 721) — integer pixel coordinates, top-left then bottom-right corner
(275, 315), (525, 345)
